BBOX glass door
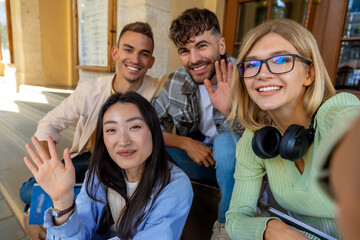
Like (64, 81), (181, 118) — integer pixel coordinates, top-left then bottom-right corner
(224, 0), (314, 57)
(336, 0), (360, 91)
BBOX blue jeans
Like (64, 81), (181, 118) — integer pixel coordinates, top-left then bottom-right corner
(167, 132), (240, 223)
(19, 152), (91, 211)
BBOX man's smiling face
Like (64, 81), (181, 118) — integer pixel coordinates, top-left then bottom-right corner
(113, 31), (154, 83)
(177, 30), (225, 84)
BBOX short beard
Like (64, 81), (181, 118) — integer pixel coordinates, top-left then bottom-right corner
(188, 53), (221, 84)
(206, 66), (216, 83)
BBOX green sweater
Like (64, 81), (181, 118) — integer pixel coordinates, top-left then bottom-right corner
(226, 93), (360, 240)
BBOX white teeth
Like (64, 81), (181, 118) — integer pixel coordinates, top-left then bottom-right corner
(127, 66), (139, 71)
(258, 86), (280, 92)
(193, 65), (207, 71)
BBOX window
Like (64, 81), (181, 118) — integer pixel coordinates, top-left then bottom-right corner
(0, 0), (13, 63)
(336, 0), (360, 91)
(223, 0), (316, 57)
(72, 0), (117, 72)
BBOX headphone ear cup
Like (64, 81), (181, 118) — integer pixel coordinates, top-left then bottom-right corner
(279, 124), (307, 161)
(252, 126), (282, 159)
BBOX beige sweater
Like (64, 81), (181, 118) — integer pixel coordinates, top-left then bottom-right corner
(34, 74), (159, 157)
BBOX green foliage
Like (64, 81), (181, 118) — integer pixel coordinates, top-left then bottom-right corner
(0, 23), (8, 50)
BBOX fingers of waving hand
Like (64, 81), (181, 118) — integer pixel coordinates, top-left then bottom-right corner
(215, 59), (226, 84)
(24, 136), (73, 183)
(204, 79), (214, 98)
(47, 135), (59, 161)
(23, 137), (75, 201)
(24, 143), (43, 171)
(24, 155), (38, 175)
(32, 136), (52, 163)
(204, 60), (231, 97)
(24, 136), (56, 176)
(46, 135), (74, 172)
(216, 59), (233, 84)
(62, 148), (74, 172)
(214, 59), (233, 96)
(205, 60), (234, 117)
(204, 59), (232, 92)
(46, 136), (74, 170)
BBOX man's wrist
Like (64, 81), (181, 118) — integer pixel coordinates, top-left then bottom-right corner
(179, 135), (193, 151)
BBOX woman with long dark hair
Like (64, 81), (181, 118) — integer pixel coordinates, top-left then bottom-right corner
(23, 92), (193, 239)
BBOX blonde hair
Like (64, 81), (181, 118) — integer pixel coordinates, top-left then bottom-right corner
(229, 18), (336, 131)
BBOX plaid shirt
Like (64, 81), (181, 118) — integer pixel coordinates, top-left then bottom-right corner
(152, 54), (244, 139)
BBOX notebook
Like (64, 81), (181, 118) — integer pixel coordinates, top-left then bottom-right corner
(267, 206), (338, 240)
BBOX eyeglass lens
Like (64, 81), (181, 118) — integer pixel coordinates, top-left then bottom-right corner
(242, 55), (294, 78)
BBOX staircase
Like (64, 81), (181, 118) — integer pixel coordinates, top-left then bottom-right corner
(0, 84), (74, 228)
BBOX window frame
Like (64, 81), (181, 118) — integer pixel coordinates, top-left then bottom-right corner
(223, 0), (315, 58)
(72, 0), (117, 72)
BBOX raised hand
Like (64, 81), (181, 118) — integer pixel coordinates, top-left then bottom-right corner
(24, 136), (75, 205)
(204, 59), (233, 117)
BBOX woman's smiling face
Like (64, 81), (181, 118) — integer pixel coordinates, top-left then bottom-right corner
(243, 33), (314, 115)
(103, 102), (153, 182)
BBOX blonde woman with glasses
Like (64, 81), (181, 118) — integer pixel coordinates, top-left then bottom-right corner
(204, 19), (360, 239)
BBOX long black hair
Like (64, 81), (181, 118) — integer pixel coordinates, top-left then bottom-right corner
(85, 91), (171, 239)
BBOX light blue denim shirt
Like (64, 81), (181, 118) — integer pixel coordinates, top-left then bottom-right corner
(43, 163), (193, 240)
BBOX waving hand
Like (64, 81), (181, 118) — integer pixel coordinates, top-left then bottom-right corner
(204, 59), (233, 117)
(24, 136), (75, 204)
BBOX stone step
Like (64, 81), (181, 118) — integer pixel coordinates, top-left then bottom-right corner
(14, 100), (76, 140)
(0, 189), (28, 240)
(19, 85), (73, 107)
(0, 96), (74, 146)
(0, 120), (34, 225)
(0, 111), (73, 154)
(0, 106), (39, 145)
(15, 85), (76, 139)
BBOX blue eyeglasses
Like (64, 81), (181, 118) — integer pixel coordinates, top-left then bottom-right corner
(237, 54), (312, 78)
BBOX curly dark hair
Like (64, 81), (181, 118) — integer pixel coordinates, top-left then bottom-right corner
(169, 8), (221, 47)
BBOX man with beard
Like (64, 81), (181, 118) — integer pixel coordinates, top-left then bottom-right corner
(152, 8), (244, 240)
(20, 21), (159, 240)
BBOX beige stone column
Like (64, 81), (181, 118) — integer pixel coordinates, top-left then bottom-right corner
(10, 0), (43, 90)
